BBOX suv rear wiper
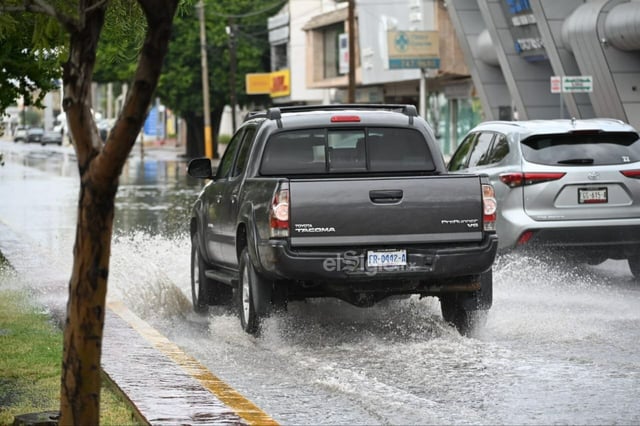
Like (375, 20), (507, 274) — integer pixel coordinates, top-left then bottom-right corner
(557, 158), (594, 164)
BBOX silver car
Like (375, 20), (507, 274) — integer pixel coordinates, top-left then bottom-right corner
(448, 118), (640, 278)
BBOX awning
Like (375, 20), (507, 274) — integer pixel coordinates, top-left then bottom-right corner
(302, 7), (352, 31)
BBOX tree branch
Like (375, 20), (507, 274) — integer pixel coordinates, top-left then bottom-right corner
(101, 0), (179, 178)
(84, 0), (109, 14)
(20, 0), (80, 31)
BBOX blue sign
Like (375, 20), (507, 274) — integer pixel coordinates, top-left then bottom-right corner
(143, 106), (158, 135)
(504, 0), (531, 14)
(389, 58), (441, 70)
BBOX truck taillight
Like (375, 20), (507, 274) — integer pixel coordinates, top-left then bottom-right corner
(270, 188), (289, 238)
(482, 184), (497, 232)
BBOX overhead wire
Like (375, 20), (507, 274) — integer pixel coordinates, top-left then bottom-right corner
(205, 0), (288, 19)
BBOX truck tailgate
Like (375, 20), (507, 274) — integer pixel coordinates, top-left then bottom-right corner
(289, 175), (484, 247)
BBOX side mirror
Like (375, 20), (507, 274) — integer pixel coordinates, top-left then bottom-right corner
(187, 157), (214, 179)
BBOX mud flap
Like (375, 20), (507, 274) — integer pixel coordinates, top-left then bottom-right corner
(459, 269), (493, 311)
(250, 268), (273, 316)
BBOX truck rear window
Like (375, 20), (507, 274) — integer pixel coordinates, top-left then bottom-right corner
(260, 128), (435, 175)
(521, 131), (640, 165)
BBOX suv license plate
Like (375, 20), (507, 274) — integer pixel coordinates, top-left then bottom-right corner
(578, 187), (608, 204)
(367, 250), (407, 268)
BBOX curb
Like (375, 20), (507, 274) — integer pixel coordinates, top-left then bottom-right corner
(0, 220), (277, 425)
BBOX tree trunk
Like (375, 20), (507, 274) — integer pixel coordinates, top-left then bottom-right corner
(58, 2), (179, 424)
(212, 105), (225, 158)
(184, 107), (224, 159)
(60, 172), (117, 424)
(185, 112), (205, 159)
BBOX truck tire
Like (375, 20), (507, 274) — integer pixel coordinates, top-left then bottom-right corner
(440, 296), (487, 336)
(628, 255), (640, 280)
(440, 270), (492, 336)
(238, 247), (271, 335)
(191, 234), (232, 313)
(191, 236), (210, 314)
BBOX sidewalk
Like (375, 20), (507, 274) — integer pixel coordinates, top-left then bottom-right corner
(0, 220), (275, 425)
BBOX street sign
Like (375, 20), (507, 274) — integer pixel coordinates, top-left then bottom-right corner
(562, 76), (593, 93)
(246, 73), (271, 95)
(269, 69), (290, 98)
(246, 71), (291, 98)
(550, 76), (561, 93)
(339, 33), (349, 75)
(387, 31), (440, 70)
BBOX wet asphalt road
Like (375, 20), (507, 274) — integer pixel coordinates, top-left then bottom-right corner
(1, 138), (639, 425)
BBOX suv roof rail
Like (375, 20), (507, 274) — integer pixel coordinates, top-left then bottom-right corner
(244, 111), (268, 121)
(478, 120), (525, 128)
(256, 104), (419, 126)
(266, 103), (417, 115)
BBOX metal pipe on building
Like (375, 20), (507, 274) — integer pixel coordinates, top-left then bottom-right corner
(604, 2), (640, 51)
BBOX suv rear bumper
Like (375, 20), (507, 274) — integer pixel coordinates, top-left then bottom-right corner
(512, 224), (640, 259)
(255, 234), (498, 283)
(499, 211), (640, 257)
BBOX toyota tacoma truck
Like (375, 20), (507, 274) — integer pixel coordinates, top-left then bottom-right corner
(187, 104), (498, 336)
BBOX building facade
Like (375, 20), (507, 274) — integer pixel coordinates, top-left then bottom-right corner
(268, 0), (481, 155)
(446, 0), (640, 130)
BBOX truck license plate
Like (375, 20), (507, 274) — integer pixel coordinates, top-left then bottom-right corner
(367, 250), (407, 268)
(578, 187), (607, 204)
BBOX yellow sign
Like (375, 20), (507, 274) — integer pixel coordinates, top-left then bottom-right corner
(387, 31), (440, 69)
(246, 70), (291, 98)
(246, 73), (271, 94)
(269, 69), (290, 98)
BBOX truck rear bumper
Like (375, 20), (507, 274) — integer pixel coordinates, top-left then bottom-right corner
(255, 234), (498, 283)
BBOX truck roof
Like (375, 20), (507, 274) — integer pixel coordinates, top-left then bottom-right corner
(245, 104), (422, 129)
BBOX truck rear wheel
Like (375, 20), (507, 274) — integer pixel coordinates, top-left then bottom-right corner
(440, 270), (492, 336)
(440, 296), (487, 336)
(628, 255), (640, 280)
(238, 247), (271, 335)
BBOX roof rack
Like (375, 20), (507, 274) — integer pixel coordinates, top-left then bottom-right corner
(268, 103), (417, 116)
(243, 111), (268, 121)
(263, 104), (418, 126)
(245, 104), (419, 128)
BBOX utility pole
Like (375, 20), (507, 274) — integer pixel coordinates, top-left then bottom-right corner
(197, 0), (215, 158)
(227, 18), (238, 133)
(347, 0), (356, 103)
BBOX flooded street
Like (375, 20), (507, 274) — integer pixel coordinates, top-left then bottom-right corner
(1, 139), (639, 425)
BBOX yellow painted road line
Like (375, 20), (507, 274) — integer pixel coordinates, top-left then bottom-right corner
(107, 300), (279, 426)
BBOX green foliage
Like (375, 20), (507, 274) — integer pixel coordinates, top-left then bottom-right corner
(93, 2), (146, 83)
(0, 0), (196, 112)
(156, 0), (275, 118)
(0, 9), (65, 114)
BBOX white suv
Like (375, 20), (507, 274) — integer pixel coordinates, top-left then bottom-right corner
(448, 118), (640, 279)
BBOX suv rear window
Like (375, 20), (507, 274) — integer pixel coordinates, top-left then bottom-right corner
(260, 127), (435, 175)
(521, 131), (640, 166)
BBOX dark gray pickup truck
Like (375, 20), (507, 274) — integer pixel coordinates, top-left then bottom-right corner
(187, 104), (498, 335)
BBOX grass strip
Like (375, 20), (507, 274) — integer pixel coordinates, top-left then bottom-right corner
(0, 256), (144, 425)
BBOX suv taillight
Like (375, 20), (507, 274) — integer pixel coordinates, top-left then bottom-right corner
(499, 172), (566, 188)
(482, 184), (497, 232)
(270, 186), (289, 238)
(621, 170), (640, 179)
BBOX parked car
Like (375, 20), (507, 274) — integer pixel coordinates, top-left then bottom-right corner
(188, 104), (498, 336)
(26, 127), (44, 144)
(448, 118), (640, 278)
(42, 130), (63, 146)
(13, 126), (28, 142)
